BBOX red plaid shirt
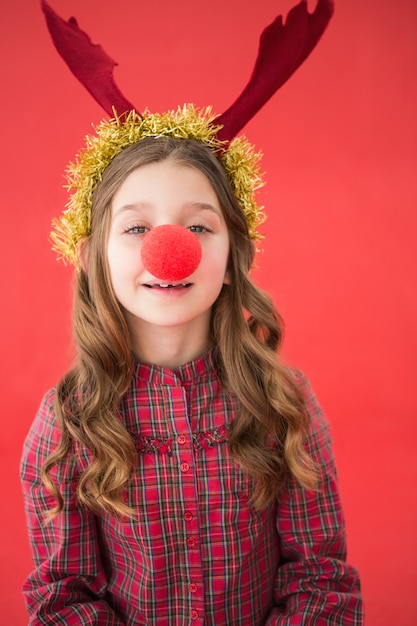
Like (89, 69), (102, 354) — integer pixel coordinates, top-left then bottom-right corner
(21, 353), (363, 624)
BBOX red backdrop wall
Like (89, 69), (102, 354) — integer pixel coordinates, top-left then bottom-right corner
(1, 1), (416, 624)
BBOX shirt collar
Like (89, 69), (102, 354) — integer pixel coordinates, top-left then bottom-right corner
(133, 351), (215, 386)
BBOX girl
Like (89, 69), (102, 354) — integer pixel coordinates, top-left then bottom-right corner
(22, 1), (363, 623)
(21, 131), (363, 624)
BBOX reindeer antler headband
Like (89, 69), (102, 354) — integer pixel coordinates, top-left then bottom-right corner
(41, 0), (334, 266)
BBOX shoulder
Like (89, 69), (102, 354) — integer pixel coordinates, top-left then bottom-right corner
(288, 368), (335, 466)
(289, 369), (327, 421)
(28, 388), (58, 435)
(21, 388), (60, 473)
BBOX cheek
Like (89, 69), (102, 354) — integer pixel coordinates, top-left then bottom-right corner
(202, 241), (230, 281)
(108, 241), (143, 275)
(107, 254), (134, 303)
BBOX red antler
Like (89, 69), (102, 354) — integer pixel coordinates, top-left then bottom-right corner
(40, 0), (333, 136)
(40, 0), (136, 117)
(216, 0), (334, 142)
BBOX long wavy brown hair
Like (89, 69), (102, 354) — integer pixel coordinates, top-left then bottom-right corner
(42, 137), (317, 520)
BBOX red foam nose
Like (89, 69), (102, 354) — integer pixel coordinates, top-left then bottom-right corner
(141, 224), (202, 282)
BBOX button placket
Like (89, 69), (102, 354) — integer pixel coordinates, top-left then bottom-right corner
(172, 387), (204, 622)
(186, 536), (197, 548)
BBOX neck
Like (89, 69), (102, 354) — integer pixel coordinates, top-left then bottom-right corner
(128, 317), (211, 371)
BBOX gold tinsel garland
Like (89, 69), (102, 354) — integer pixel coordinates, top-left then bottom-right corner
(51, 104), (265, 266)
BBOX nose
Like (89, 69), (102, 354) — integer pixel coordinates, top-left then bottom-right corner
(141, 224), (202, 282)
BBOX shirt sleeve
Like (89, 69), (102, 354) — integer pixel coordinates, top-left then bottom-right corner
(264, 373), (364, 625)
(20, 389), (125, 626)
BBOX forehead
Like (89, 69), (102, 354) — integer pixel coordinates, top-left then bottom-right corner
(111, 160), (220, 212)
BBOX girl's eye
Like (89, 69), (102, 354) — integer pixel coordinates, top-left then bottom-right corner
(188, 224), (212, 234)
(125, 225), (148, 235)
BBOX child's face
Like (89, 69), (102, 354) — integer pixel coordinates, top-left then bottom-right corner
(107, 159), (230, 349)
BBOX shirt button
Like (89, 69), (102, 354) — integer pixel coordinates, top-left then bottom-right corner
(190, 610), (199, 620)
(187, 537), (197, 548)
(180, 462), (190, 472)
(184, 511), (193, 522)
(177, 434), (187, 445)
(189, 583), (198, 593)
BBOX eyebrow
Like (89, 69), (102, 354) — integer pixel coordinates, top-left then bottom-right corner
(112, 202), (150, 217)
(113, 201), (222, 217)
(183, 201), (222, 216)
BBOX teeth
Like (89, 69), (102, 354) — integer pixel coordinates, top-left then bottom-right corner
(152, 283), (188, 288)
(145, 282), (191, 289)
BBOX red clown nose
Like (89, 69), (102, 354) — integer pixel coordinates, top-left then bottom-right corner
(141, 224), (202, 282)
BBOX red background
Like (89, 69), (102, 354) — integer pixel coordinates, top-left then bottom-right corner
(1, 1), (416, 623)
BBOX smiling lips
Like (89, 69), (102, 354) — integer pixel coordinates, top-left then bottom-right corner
(145, 282), (192, 290)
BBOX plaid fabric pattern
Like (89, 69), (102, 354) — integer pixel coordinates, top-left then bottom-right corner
(21, 353), (363, 625)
